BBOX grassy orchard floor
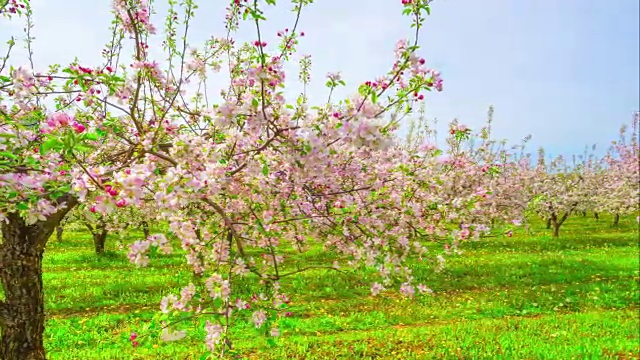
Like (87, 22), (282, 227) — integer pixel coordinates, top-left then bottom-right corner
(6, 215), (639, 359)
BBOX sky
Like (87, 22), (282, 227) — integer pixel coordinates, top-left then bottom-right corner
(1, 0), (638, 157)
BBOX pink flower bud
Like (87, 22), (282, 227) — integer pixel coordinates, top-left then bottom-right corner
(73, 122), (85, 133)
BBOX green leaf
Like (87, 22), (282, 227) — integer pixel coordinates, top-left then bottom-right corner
(74, 145), (94, 153)
(40, 138), (63, 155)
(0, 151), (18, 160)
(371, 91), (378, 103)
(50, 191), (65, 200)
(17, 202), (29, 211)
(262, 163), (269, 176)
(83, 132), (99, 141)
(358, 84), (369, 96)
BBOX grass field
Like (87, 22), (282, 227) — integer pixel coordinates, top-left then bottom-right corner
(33, 214), (640, 359)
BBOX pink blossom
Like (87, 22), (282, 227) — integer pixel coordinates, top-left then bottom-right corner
(251, 310), (267, 328)
(370, 283), (385, 296)
(72, 122), (86, 133)
(204, 321), (223, 352)
(399, 283), (415, 298)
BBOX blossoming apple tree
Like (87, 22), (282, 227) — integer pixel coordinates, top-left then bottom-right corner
(526, 114), (639, 235)
(406, 107), (529, 236)
(593, 114), (640, 225)
(526, 146), (595, 237)
(0, 0), (481, 358)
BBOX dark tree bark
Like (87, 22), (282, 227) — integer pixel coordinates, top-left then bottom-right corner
(189, 228), (205, 278)
(141, 221), (150, 238)
(0, 195), (76, 360)
(92, 229), (108, 255)
(546, 218), (552, 229)
(550, 212), (570, 238)
(582, 211), (587, 217)
(55, 226), (64, 242)
(613, 213), (620, 226)
(84, 220), (108, 255)
(594, 212), (599, 221)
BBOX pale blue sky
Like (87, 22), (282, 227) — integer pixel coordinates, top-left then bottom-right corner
(1, 0), (638, 157)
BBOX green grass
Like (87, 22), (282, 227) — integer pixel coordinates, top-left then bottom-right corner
(21, 214), (640, 358)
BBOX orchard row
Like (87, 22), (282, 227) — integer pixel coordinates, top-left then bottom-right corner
(0, 1), (637, 359)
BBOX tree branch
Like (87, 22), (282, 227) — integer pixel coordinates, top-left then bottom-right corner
(201, 197), (245, 256)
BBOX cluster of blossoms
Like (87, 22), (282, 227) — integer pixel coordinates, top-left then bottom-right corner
(10, 66), (37, 102)
(40, 113), (85, 134)
(112, 0), (156, 35)
(1, 0), (26, 14)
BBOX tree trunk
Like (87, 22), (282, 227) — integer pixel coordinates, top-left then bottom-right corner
(141, 221), (150, 238)
(55, 226), (64, 242)
(0, 196), (76, 360)
(550, 214), (560, 237)
(613, 213), (620, 226)
(549, 212), (569, 238)
(546, 218), (552, 229)
(84, 219), (108, 255)
(582, 211), (587, 217)
(92, 229), (108, 255)
(594, 212), (599, 221)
